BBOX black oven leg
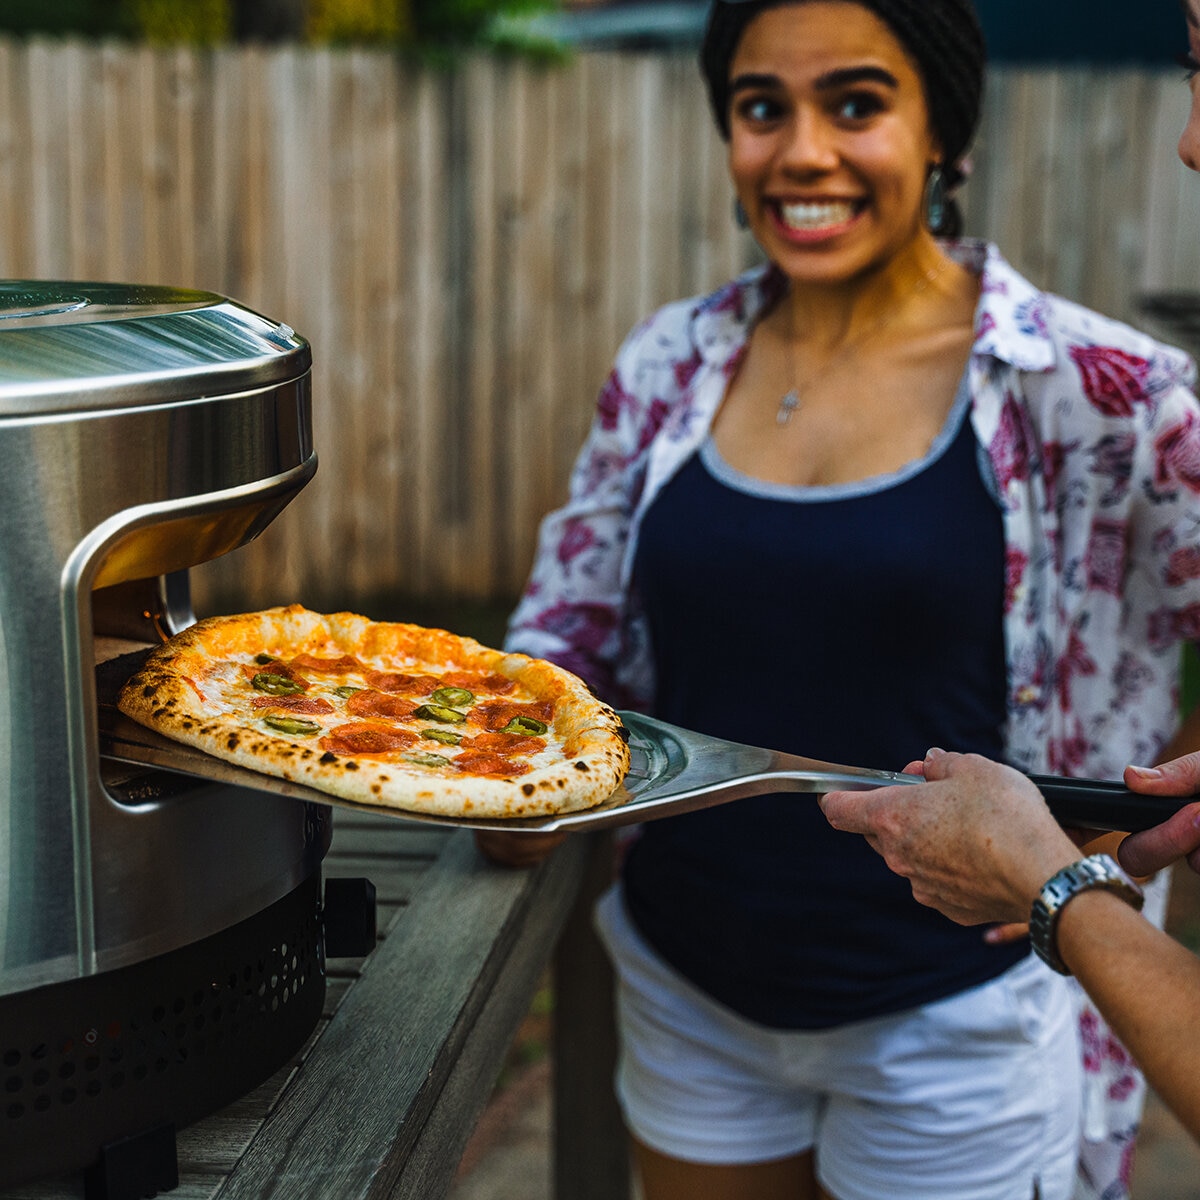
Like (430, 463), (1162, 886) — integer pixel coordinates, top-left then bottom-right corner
(323, 875), (378, 958)
(83, 1121), (178, 1200)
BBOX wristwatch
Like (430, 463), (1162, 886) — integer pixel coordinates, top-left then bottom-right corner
(1029, 853), (1145, 975)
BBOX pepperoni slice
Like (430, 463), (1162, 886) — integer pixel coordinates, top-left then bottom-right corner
(345, 690), (419, 719)
(251, 695), (335, 714)
(473, 700), (555, 732)
(439, 671), (481, 689)
(364, 671), (440, 697)
(450, 750), (530, 777)
(464, 732), (547, 755)
(439, 670), (516, 695)
(290, 653), (363, 674)
(319, 722), (418, 756)
(481, 673), (517, 694)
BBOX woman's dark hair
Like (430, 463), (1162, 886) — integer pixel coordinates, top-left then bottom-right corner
(699, 0), (987, 235)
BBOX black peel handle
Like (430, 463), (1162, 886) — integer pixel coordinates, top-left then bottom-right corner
(1027, 773), (1190, 833)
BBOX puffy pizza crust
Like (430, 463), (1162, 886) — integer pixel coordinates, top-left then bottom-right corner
(117, 604), (630, 818)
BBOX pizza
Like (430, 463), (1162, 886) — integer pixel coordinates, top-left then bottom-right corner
(116, 604), (630, 819)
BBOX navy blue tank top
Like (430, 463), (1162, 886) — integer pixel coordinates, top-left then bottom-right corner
(624, 383), (1027, 1029)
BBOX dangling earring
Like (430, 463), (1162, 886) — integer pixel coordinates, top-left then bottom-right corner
(924, 165), (947, 234)
(733, 198), (749, 229)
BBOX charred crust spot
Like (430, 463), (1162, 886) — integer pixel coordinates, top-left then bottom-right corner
(522, 783), (536, 796)
(140, 685), (156, 698)
(319, 752), (338, 764)
(615, 725), (630, 744)
(574, 761), (589, 771)
(371, 783), (382, 795)
(345, 762), (359, 771)
(226, 733), (240, 750)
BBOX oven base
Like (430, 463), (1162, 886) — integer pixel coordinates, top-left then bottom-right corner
(0, 873), (325, 1189)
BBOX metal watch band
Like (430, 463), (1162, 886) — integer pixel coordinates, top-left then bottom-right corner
(1029, 853), (1145, 975)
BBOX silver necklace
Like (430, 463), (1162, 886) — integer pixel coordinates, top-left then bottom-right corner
(776, 259), (949, 426)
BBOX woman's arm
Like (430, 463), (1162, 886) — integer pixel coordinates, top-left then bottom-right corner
(820, 750), (1200, 1141)
(1054, 888), (1200, 1141)
(482, 327), (672, 867)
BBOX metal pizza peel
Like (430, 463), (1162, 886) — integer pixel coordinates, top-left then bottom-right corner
(98, 703), (1187, 835)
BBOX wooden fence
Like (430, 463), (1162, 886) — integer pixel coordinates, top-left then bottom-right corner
(2, 39), (1199, 615)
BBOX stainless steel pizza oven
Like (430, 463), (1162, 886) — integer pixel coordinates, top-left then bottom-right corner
(0, 282), (370, 1196)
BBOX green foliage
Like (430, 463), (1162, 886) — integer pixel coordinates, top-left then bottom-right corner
(410, 0), (562, 58)
(0, 0), (132, 36)
(306, 0), (411, 44)
(0, 0), (229, 42)
(0, 0), (562, 54)
(128, 0), (231, 44)
(412, 0), (511, 45)
(1184, 644), (1200, 716)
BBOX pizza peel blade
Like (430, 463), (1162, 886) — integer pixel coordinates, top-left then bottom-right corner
(97, 706), (1181, 835)
(464, 711), (1175, 835)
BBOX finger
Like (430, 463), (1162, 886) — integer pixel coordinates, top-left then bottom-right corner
(984, 922), (1030, 945)
(1117, 802), (1200, 876)
(1125, 752), (1200, 796)
(919, 747), (964, 781)
(820, 788), (891, 835)
(474, 829), (566, 868)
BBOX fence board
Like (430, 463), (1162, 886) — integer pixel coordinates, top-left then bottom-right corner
(0, 42), (1197, 613)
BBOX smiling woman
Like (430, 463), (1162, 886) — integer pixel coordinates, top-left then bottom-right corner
(489, 2), (1200, 1199)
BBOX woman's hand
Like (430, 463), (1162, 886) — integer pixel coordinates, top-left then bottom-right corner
(1118, 753), (1200, 875)
(820, 749), (1079, 926)
(473, 829), (567, 869)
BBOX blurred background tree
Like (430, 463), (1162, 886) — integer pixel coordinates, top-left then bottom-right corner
(0, 0), (559, 52)
(130, 0), (232, 43)
(305, 0), (411, 43)
(0, 0), (134, 36)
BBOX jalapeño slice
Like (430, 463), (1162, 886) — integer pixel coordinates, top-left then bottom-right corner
(413, 703), (467, 724)
(253, 672), (304, 696)
(501, 715), (548, 736)
(263, 715), (323, 736)
(404, 751), (451, 769)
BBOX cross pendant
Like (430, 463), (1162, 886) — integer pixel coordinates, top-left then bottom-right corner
(776, 389), (800, 425)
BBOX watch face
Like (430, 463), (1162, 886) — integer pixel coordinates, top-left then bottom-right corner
(1030, 854), (1144, 976)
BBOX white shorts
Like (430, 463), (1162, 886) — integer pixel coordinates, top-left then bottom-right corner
(595, 885), (1081, 1200)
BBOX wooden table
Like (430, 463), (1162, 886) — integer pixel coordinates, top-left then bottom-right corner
(4, 816), (630, 1200)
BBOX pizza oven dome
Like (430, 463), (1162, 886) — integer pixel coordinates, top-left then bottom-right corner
(0, 279), (320, 995)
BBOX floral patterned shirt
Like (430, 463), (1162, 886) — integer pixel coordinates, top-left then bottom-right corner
(506, 240), (1200, 1197)
(508, 240), (1200, 783)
